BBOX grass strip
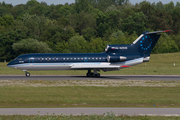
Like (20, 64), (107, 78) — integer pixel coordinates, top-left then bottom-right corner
(0, 85), (180, 108)
(0, 114), (180, 120)
(1, 52), (180, 75)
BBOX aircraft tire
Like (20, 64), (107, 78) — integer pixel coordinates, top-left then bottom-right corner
(97, 73), (100, 77)
(95, 73), (100, 77)
(86, 73), (91, 77)
(26, 72), (30, 77)
(91, 73), (95, 77)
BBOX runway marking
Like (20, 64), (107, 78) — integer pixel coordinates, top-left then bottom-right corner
(139, 114), (180, 116)
(1, 108), (180, 116)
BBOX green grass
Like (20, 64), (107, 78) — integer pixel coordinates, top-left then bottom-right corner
(1, 52), (180, 75)
(1, 84), (180, 108)
(0, 114), (180, 120)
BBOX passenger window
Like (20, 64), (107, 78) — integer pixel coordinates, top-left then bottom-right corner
(74, 58), (76, 60)
(67, 58), (69, 60)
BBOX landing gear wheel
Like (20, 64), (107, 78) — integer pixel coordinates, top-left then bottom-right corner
(96, 73), (100, 77)
(86, 70), (100, 77)
(26, 72), (30, 77)
(94, 73), (100, 77)
(86, 73), (91, 77)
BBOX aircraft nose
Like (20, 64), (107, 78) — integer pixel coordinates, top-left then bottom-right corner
(7, 61), (16, 68)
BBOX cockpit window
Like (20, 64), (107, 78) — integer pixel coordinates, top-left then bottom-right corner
(14, 58), (22, 60)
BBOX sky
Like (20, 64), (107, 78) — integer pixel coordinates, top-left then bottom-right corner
(0, 0), (179, 6)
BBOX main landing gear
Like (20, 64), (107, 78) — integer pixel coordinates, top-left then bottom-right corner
(24, 71), (30, 77)
(86, 70), (100, 77)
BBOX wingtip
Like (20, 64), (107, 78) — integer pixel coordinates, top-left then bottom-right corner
(163, 30), (171, 32)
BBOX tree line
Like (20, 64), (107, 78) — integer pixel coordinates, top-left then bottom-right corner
(0, 0), (180, 61)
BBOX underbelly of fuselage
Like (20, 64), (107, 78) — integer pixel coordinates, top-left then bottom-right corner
(8, 57), (144, 71)
(14, 63), (72, 70)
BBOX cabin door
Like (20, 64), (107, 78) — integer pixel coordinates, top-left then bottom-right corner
(29, 57), (34, 63)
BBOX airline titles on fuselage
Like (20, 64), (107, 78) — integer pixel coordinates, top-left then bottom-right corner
(112, 47), (128, 50)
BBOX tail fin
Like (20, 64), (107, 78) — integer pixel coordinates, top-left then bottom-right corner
(132, 30), (171, 54)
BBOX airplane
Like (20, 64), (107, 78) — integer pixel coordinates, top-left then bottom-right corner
(7, 30), (170, 77)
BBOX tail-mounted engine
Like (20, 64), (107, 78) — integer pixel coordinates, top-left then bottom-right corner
(107, 55), (126, 62)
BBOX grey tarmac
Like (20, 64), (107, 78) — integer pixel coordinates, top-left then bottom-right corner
(0, 75), (180, 81)
(0, 108), (180, 116)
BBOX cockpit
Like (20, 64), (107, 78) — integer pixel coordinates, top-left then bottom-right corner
(14, 57), (22, 60)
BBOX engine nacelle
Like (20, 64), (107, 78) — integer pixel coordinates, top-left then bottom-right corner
(107, 55), (126, 62)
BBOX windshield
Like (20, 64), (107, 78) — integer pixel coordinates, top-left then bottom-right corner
(14, 57), (22, 60)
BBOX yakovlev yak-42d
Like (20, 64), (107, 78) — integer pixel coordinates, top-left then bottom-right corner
(7, 30), (170, 77)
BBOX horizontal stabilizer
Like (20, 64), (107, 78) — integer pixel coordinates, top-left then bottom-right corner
(145, 30), (171, 34)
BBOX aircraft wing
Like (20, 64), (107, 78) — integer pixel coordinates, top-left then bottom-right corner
(70, 63), (120, 69)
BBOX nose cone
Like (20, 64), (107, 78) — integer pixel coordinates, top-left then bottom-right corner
(7, 60), (16, 68)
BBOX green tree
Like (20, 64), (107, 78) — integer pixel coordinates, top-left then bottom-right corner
(152, 33), (179, 53)
(69, 11), (96, 38)
(10, 4), (27, 19)
(176, 2), (180, 7)
(88, 37), (105, 53)
(164, 1), (174, 12)
(18, 14), (47, 38)
(156, 1), (164, 9)
(55, 41), (70, 53)
(29, 4), (47, 16)
(105, 5), (118, 12)
(26, 0), (39, 7)
(75, 0), (89, 13)
(68, 35), (87, 53)
(12, 38), (52, 55)
(122, 12), (145, 35)
(96, 11), (121, 37)
(172, 7), (180, 34)
(58, 5), (71, 17)
(0, 14), (14, 28)
(0, 30), (26, 61)
(148, 9), (173, 31)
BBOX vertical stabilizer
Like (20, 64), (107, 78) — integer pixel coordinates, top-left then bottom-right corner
(132, 30), (170, 54)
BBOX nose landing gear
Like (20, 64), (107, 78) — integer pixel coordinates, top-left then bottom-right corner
(86, 70), (100, 77)
(24, 70), (30, 77)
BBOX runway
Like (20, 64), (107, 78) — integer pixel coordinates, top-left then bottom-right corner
(0, 75), (180, 81)
(0, 108), (180, 116)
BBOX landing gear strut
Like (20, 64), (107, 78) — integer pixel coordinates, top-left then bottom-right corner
(86, 70), (100, 77)
(25, 71), (30, 77)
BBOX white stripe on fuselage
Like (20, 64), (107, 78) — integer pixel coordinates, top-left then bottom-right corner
(8, 58), (144, 71)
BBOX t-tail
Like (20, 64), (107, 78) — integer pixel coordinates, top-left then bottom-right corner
(105, 30), (171, 62)
(132, 30), (171, 55)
